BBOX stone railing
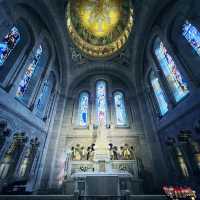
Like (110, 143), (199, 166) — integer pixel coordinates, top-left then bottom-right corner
(0, 195), (168, 200)
(70, 161), (94, 174)
(69, 160), (139, 178)
(111, 160), (138, 177)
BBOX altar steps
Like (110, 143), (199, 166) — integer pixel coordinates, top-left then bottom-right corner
(0, 195), (167, 200)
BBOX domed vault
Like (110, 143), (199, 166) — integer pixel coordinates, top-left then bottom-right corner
(66, 0), (134, 58)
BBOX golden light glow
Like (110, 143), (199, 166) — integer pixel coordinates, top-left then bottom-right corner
(66, 0), (134, 58)
(78, 0), (121, 37)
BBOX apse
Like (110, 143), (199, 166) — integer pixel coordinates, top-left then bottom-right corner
(0, 0), (200, 199)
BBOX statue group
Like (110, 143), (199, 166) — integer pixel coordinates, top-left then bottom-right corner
(71, 144), (95, 161)
(70, 143), (137, 161)
(109, 144), (136, 160)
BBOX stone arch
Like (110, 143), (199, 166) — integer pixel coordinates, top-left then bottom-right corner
(10, 2), (64, 89)
(68, 63), (136, 98)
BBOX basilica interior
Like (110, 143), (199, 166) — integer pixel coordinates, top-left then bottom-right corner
(0, 0), (200, 199)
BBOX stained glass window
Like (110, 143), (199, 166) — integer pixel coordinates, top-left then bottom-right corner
(16, 45), (43, 98)
(114, 91), (128, 126)
(150, 71), (168, 116)
(78, 92), (89, 127)
(154, 38), (189, 102)
(182, 20), (200, 56)
(96, 80), (107, 126)
(0, 26), (20, 66)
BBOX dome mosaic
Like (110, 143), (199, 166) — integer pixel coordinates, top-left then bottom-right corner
(66, 0), (134, 58)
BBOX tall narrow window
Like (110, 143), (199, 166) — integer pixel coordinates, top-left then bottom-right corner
(0, 27), (20, 66)
(182, 20), (200, 56)
(150, 71), (169, 116)
(35, 73), (55, 118)
(114, 91), (128, 126)
(154, 37), (189, 102)
(16, 45), (43, 98)
(96, 80), (107, 126)
(78, 92), (89, 127)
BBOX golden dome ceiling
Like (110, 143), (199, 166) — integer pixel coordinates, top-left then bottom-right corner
(66, 0), (134, 58)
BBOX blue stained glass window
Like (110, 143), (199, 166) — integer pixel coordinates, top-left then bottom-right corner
(114, 91), (128, 126)
(154, 38), (189, 102)
(96, 80), (107, 126)
(0, 27), (20, 66)
(78, 92), (89, 126)
(182, 20), (200, 56)
(35, 80), (52, 117)
(16, 45), (43, 98)
(150, 71), (168, 116)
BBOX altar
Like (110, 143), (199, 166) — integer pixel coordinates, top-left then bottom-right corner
(63, 160), (143, 195)
(63, 126), (143, 195)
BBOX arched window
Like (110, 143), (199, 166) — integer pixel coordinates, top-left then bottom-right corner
(114, 91), (128, 126)
(150, 70), (169, 116)
(16, 45), (43, 102)
(154, 37), (189, 103)
(0, 26), (20, 66)
(77, 92), (89, 127)
(182, 20), (200, 56)
(34, 73), (56, 119)
(96, 80), (107, 126)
